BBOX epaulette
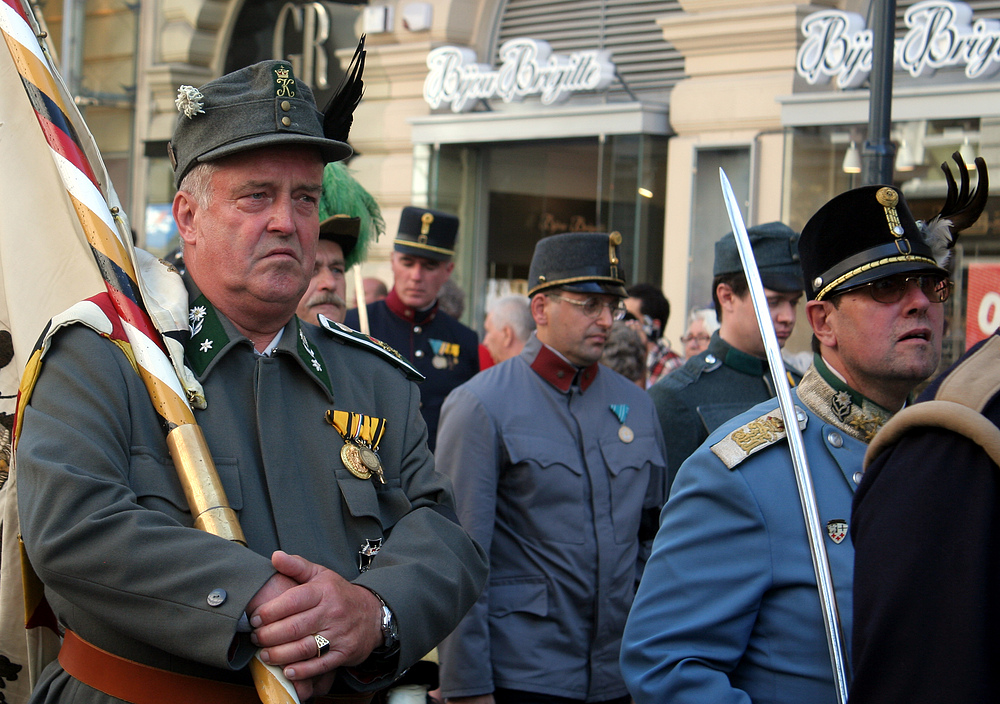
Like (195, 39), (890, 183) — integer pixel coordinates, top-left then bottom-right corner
(711, 405), (808, 470)
(318, 316), (424, 382)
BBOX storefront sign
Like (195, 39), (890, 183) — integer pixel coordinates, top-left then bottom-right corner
(273, 2), (331, 91)
(424, 38), (616, 113)
(967, 263), (1000, 349)
(797, 0), (1000, 89)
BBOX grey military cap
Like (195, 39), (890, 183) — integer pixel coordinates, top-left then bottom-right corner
(713, 221), (804, 293)
(168, 60), (352, 188)
(528, 232), (628, 298)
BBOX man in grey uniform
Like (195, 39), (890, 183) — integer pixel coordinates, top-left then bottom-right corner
(649, 222), (803, 489)
(436, 232), (667, 704)
(16, 60), (486, 703)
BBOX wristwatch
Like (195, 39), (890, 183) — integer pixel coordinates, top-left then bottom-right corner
(378, 602), (399, 652)
(365, 588), (398, 653)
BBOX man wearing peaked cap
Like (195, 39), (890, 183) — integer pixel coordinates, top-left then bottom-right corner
(648, 221), (805, 490)
(437, 232), (667, 704)
(622, 182), (957, 704)
(17, 59), (486, 704)
(346, 206), (478, 452)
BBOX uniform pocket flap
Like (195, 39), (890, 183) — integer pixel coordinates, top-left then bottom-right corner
(599, 432), (663, 477)
(504, 433), (582, 475)
(490, 578), (548, 618)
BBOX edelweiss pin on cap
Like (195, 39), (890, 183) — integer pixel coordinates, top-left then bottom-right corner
(169, 60), (352, 188)
(799, 185), (945, 301)
(527, 232), (628, 298)
(394, 206), (459, 262)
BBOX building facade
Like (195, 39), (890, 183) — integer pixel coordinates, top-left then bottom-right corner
(40, 0), (1000, 363)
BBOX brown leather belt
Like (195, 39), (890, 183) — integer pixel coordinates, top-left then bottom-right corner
(59, 629), (374, 704)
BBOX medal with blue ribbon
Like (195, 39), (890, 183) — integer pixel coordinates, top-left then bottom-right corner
(610, 404), (633, 443)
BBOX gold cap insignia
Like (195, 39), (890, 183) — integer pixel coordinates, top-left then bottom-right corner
(609, 231), (622, 279)
(274, 65), (296, 98)
(420, 212), (434, 235)
(876, 187), (906, 237)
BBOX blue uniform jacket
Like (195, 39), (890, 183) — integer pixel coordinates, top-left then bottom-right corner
(346, 289), (478, 451)
(622, 360), (886, 704)
(437, 334), (667, 702)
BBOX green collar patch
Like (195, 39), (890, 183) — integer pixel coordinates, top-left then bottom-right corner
(186, 294), (230, 377)
(295, 318), (332, 395)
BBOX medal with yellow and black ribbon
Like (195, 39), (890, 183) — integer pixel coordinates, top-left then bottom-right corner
(610, 404), (633, 443)
(325, 410), (387, 483)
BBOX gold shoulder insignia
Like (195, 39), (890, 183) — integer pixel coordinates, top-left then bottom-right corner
(711, 406), (808, 470)
(317, 316), (424, 382)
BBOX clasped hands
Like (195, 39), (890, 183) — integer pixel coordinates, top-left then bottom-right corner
(246, 550), (384, 700)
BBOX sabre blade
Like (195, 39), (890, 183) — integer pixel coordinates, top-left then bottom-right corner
(719, 169), (850, 704)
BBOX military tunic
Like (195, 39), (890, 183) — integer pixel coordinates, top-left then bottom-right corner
(851, 333), (1000, 704)
(436, 334), (667, 702)
(622, 359), (889, 704)
(346, 289), (478, 451)
(17, 286), (488, 703)
(649, 331), (801, 490)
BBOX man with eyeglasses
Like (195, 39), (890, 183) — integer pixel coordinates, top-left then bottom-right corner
(649, 222), (805, 490)
(436, 232), (667, 704)
(622, 184), (956, 704)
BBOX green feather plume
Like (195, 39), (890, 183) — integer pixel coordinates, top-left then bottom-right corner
(318, 161), (384, 269)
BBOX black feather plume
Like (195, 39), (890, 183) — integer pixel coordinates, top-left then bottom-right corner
(919, 151), (989, 269)
(323, 34), (366, 143)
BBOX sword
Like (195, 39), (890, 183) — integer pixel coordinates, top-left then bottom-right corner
(719, 169), (850, 704)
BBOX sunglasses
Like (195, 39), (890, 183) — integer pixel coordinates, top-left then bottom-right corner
(841, 274), (953, 304)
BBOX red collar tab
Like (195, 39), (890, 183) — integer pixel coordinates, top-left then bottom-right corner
(385, 289), (437, 324)
(530, 343), (598, 392)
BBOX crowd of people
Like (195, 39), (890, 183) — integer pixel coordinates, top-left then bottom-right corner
(7, 56), (994, 704)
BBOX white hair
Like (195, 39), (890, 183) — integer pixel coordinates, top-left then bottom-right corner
(687, 306), (720, 335)
(489, 295), (535, 343)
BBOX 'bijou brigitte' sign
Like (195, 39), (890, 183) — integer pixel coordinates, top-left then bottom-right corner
(797, 0), (1000, 88)
(424, 38), (616, 113)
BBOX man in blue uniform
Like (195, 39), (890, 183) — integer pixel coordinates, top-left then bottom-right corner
(346, 207), (478, 450)
(622, 184), (957, 704)
(649, 222), (803, 489)
(437, 232), (667, 704)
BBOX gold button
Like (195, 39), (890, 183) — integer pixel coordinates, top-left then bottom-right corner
(281, 100), (291, 111)
(281, 116), (291, 127)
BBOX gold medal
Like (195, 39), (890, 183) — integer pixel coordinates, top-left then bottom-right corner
(432, 354), (448, 369)
(618, 425), (634, 443)
(341, 441), (372, 479)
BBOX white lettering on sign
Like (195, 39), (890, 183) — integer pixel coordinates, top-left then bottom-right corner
(797, 0), (1000, 88)
(273, 2), (331, 91)
(424, 38), (616, 113)
(979, 291), (1000, 335)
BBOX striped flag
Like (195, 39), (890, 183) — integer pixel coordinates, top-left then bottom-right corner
(0, 2), (104, 699)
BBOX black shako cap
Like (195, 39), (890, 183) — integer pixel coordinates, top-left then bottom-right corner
(713, 221), (804, 293)
(528, 232), (628, 298)
(393, 206), (459, 262)
(169, 60), (352, 189)
(799, 184), (946, 301)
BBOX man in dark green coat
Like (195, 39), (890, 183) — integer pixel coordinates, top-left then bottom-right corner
(649, 222), (803, 490)
(17, 60), (487, 704)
